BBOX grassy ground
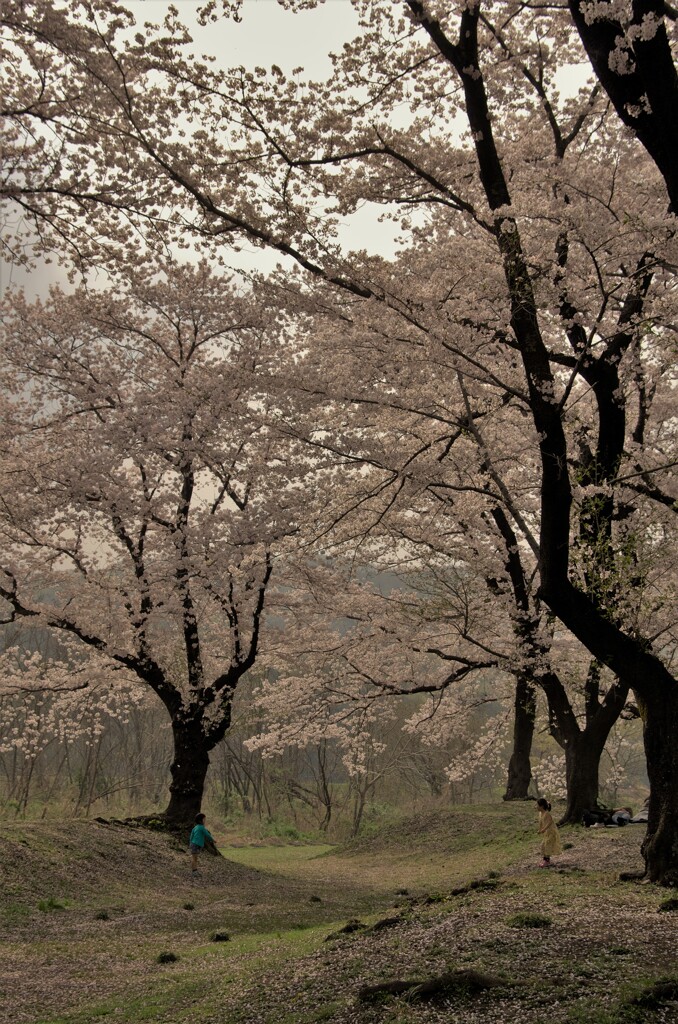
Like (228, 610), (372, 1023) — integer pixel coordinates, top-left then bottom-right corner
(1, 804), (676, 1024)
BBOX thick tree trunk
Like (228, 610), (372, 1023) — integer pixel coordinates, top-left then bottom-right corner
(503, 674), (536, 800)
(562, 735), (604, 825)
(540, 666), (628, 826)
(164, 720), (211, 825)
(541, 585), (678, 882)
(568, 0), (678, 216)
(640, 686), (678, 886)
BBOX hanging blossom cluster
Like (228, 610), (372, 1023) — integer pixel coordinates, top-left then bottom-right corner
(245, 664), (398, 779)
(0, 644), (147, 756)
(443, 711), (512, 786)
(531, 753), (567, 801)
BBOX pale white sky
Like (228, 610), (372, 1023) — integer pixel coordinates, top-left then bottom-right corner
(138, 0), (399, 274)
(138, 0), (360, 77)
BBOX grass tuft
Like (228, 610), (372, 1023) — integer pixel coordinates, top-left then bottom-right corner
(506, 911), (552, 929)
(626, 978), (678, 1009)
(38, 896), (68, 912)
(157, 951), (178, 964)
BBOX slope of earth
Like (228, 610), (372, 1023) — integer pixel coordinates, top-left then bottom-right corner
(1, 806), (676, 1024)
(0, 818), (385, 1024)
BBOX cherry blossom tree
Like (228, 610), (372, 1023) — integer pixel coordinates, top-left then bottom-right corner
(392, 1), (676, 879)
(235, 0), (675, 872)
(2, 0), (677, 881)
(252, 213), (645, 823)
(0, 260), (312, 823)
(301, 0), (675, 878)
(247, 548), (522, 788)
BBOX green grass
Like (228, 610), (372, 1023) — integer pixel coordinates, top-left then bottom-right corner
(564, 975), (678, 1024)
(221, 843), (334, 872)
(33, 979), (207, 1024)
(38, 896), (69, 912)
(506, 911), (552, 928)
(33, 922), (352, 1024)
(0, 901), (30, 924)
(222, 803), (544, 897)
(279, 1003), (343, 1024)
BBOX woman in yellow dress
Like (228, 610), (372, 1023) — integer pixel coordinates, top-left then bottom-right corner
(537, 798), (561, 867)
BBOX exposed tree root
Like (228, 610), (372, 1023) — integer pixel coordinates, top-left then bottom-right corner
(93, 814), (221, 856)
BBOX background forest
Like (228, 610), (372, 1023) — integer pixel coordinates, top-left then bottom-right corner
(0, 622), (651, 831)
(0, 652), (647, 836)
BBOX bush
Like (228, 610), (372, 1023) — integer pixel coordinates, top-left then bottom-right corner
(262, 819), (306, 842)
(157, 951), (178, 964)
(38, 897), (67, 912)
(507, 912), (551, 929)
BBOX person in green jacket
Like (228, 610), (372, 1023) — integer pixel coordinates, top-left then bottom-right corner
(189, 813), (215, 873)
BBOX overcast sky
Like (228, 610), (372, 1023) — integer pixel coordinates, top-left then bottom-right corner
(142, 0), (360, 77)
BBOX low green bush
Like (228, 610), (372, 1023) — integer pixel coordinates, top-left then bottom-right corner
(507, 911), (551, 929)
(38, 897), (67, 912)
(157, 951), (178, 964)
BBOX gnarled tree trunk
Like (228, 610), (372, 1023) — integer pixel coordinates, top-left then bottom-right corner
(503, 674), (536, 801)
(543, 584), (678, 880)
(639, 685), (678, 885)
(563, 733), (605, 825)
(541, 662), (629, 825)
(164, 719), (211, 825)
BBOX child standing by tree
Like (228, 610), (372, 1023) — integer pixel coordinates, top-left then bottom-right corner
(189, 813), (215, 874)
(537, 798), (561, 867)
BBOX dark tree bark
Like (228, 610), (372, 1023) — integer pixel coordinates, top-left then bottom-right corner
(563, 736), (604, 824)
(542, 662), (629, 824)
(563, 0), (678, 882)
(503, 673), (536, 800)
(484, 509), (538, 801)
(640, 686), (678, 883)
(540, 561), (678, 883)
(164, 719), (212, 824)
(568, 0), (678, 215)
